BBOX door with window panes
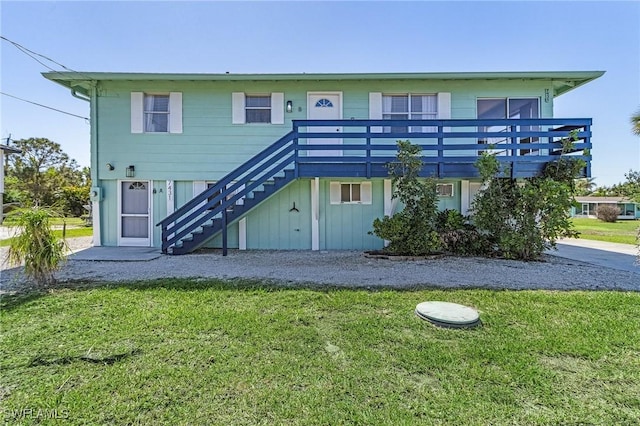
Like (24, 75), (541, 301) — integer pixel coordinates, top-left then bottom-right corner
(477, 98), (539, 155)
(119, 181), (151, 246)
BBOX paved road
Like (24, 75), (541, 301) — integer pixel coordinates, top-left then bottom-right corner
(552, 238), (639, 274)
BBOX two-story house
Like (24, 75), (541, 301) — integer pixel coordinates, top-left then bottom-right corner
(44, 71), (603, 254)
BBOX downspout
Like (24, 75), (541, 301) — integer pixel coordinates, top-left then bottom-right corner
(71, 89), (90, 102)
(89, 82), (101, 246)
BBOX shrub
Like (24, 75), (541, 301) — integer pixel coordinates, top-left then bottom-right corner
(595, 205), (620, 222)
(6, 208), (67, 285)
(371, 140), (441, 255)
(471, 152), (580, 260)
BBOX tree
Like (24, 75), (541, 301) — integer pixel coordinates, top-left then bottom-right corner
(471, 150), (582, 260)
(371, 140), (441, 255)
(574, 177), (596, 196)
(6, 138), (89, 213)
(632, 108), (640, 136)
(616, 170), (640, 203)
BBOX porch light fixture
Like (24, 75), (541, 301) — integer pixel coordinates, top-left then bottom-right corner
(286, 100), (293, 113)
(126, 165), (135, 178)
(106, 162), (114, 171)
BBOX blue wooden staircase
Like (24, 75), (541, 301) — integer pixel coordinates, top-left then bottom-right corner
(157, 118), (592, 255)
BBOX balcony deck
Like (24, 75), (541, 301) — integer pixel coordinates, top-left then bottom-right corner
(159, 118), (592, 254)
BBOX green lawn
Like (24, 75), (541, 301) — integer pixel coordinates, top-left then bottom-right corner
(2, 216), (87, 227)
(571, 217), (639, 245)
(0, 227), (93, 247)
(1, 281), (639, 425)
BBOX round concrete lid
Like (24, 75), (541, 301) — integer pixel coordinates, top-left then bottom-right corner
(415, 301), (480, 326)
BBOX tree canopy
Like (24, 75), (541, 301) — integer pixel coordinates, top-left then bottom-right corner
(5, 137), (90, 216)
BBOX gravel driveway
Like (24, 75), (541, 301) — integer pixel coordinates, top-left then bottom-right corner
(1, 236), (638, 294)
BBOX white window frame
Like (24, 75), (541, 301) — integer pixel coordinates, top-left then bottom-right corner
(143, 94), (170, 133)
(245, 94), (272, 124)
(382, 93), (438, 133)
(131, 92), (182, 134)
(476, 97), (540, 155)
(436, 183), (454, 197)
(232, 92), (284, 125)
(330, 181), (372, 205)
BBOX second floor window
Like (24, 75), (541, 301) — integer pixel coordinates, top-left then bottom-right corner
(383, 94), (437, 133)
(144, 94), (170, 132)
(245, 95), (272, 123)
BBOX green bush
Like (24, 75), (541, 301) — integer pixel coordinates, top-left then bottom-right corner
(6, 208), (67, 285)
(471, 152), (581, 260)
(371, 140), (441, 255)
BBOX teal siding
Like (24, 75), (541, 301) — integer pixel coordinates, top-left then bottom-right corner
(438, 181), (462, 211)
(174, 181), (193, 210)
(98, 180), (117, 246)
(151, 180), (167, 247)
(321, 179), (385, 250)
(245, 180), (311, 250)
(93, 77), (557, 249)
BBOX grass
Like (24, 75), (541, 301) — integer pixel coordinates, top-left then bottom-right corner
(0, 227), (93, 247)
(571, 217), (639, 245)
(1, 280), (639, 425)
(2, 216), (87, 227)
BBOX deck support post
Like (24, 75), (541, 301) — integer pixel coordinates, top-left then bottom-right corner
(222, 209), (228, 256)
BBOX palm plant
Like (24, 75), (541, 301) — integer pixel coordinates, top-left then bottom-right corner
(632, 108), (640, 136)
(6, 208), (67, 285)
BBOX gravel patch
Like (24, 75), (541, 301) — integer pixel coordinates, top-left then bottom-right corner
(1, 237), (638, 294)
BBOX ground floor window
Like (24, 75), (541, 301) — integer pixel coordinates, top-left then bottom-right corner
(436, 183), (454, 197)
(330, 181), (372, 205)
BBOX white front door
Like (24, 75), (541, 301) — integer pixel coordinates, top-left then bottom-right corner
(307, 92), (342, 156)
(118, 180), (151, 246)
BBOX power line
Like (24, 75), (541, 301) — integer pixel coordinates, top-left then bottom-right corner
(0, 35), (94, 80)
(1, 91), (89, 121)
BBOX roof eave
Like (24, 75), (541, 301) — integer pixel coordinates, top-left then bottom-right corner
(42, 70), (605, 97)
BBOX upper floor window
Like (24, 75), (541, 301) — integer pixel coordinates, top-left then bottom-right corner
(232, 92), (284, 125)
(131, 92), (182, 134)
(144, 94), (170, 132)
(245, 95), (272, 123)
(382, 94), (437, 133)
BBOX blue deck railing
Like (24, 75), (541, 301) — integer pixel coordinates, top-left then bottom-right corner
(158, 118), (591, 254)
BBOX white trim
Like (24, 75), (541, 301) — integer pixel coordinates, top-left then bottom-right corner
(311, 178), (319, 251)
(307, 92), (343, 157)
(369, 92), (383, 133)
(131, 92), (143, 133)
(232, 92), (245, 124)
(193, 181), (207, 210)
(307, 91), (343, 118)
(166, 180), (175, 215)
(436, 183), (454, 197)
(360, 182), (372, 204)
(271, 92), (285, 124)
(117, 180), (152, 247)
(330, 181), (372, 205)
(460, 180), (470, 216)
(437, 92), (452, 119)
(169, 92), (183, 133)
(239, 218), (247, 250)
(92, 200), (101, 246)
(383, 179), (392, 216)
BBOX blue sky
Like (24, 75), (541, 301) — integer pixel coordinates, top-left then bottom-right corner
(1, 0), (638, 186)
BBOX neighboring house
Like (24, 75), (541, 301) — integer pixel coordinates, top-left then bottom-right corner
(572, 196), (640, 220)
(44, 71), (603, 254)
(0, 143), (22, 224)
